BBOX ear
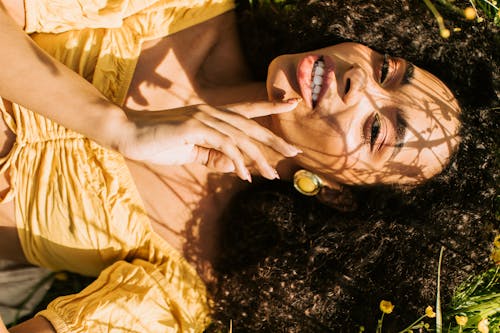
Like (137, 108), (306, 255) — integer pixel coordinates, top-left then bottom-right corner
(316, 183), (358, 212)
(319, 178), (343, 191)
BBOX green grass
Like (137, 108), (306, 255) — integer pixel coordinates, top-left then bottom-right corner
(372, 244), (500, 333)
(445, 266), (500, 333)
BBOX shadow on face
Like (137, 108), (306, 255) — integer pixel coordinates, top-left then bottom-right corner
(267, 43), (461, 186)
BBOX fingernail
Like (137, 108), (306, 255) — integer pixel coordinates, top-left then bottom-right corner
(245, 169), (252, 183)
(265, 165), (280, 180)
(284, 97), (302, 104)
(287, 145), (302, 156)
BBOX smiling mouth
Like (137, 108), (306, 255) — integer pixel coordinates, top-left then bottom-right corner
(311, 57), (325, 107)
(296, 55), (333, 109)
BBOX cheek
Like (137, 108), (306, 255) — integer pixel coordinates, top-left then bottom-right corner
(296, 119), (340, 148)
(298, 133), (355, 173)
(276, 110), (363, 170)
(374, 148), (432, 184)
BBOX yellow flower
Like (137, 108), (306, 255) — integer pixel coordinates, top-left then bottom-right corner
(494, 235), (500, 248)
(478, 318), (489, 333)
(455, 315), (468, 326)
(492, 248), (500, 265)
(425, 306), (436, 318)
(379, 300), (394, 314)
(440, 28), (451, 39)
(464, 7), (476, 20)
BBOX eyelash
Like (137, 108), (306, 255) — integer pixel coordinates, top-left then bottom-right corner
(370, 114), (381, 151)
(362, 113), (382, 152)
(362, 54), (395, 152)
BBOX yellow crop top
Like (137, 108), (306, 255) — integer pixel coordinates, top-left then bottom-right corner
(0, 0), (235, 331)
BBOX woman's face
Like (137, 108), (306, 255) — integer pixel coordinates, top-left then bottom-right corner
(267, 42), (461, 185)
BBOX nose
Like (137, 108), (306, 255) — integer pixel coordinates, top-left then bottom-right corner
(342, 65), (368, 106)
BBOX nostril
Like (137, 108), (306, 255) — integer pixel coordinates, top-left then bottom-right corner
(344, 78), (351, 96)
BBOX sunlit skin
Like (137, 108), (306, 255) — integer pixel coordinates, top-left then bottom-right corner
(0, 5), (466, 332)
(266, 42), (461, 185)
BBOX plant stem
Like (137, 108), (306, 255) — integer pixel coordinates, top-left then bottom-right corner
(422, 0), (448, 32)
(397, 314), (426, 333)
(436, 246), (445, 333)
(376, 313), (385, 333)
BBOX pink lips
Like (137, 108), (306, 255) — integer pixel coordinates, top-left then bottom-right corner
(296, 55), (335, 108)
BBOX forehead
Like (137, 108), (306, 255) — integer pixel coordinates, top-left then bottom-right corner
(398, 66), (460, 145)
(400, 66), (459, 121)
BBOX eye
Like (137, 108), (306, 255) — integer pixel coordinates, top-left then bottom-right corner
(379, 54), (390, 85)
(370, 114), (381, 150)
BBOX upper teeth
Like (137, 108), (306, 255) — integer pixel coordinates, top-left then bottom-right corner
(311, 59), (325, 104)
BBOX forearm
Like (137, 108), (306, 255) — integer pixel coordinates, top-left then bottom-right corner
(1, 316), (55, 333)
(0, 6), (131, 151)
(8, 317), (56, 333)
(0, 0), (24, 28)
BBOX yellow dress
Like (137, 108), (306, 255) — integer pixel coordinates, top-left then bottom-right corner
(0, 0), (235, 331)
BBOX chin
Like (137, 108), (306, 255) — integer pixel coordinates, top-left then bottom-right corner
(266, 55), (301, 102)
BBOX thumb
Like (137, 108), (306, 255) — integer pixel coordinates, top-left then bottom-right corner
(226, 98), (302, 118)
(192, 146), (236, 173)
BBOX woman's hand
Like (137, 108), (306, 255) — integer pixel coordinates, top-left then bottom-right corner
(0, 7), (298, 182)
(120, 100), (301, 181)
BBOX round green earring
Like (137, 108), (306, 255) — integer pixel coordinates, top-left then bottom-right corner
(293, 170), (323, 196)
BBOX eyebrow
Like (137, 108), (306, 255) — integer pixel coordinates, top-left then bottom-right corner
(389, 110), (408, 160)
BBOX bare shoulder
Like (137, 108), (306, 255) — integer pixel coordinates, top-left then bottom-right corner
(198, 10), (252, 87)
(0, 0), (25, 28)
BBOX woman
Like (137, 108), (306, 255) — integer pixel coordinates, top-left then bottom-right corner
(206, 2), (499, 330)
(0, 0), (496, 331)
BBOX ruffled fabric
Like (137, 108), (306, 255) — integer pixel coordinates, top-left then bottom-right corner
(37, 259), (210, 333)
(5, 100), (186, 276)
(7, 0), (234, 275)
(0, 0), (235, 329)
(29, 0), (235, 105)
(25, 0), (164, 33)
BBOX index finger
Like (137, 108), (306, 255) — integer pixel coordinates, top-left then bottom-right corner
(225, 98), (301, 118)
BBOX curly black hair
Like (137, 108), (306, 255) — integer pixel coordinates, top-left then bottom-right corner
(204, 0), (499, 331)
(237, 0), (499, 108)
